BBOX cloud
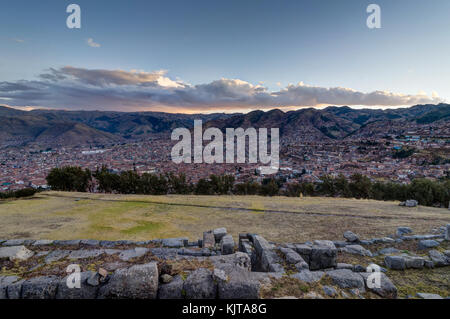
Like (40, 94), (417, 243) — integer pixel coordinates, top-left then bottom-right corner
(86, 38), (101, 48)
(0, 66), (444, 112)
(13, 38), (24, 43)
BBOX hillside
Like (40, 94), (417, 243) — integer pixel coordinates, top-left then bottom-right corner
(0, 104), (449, 148)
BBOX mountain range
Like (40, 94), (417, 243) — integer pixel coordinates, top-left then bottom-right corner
(0, 103), (449, 149)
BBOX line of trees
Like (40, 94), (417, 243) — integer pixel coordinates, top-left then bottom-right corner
(45, 166), (450, 208)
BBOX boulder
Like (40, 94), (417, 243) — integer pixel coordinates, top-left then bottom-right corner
(44, 250), (69, 263)
(6, 280), (24, 299)
(98, 262), (159, 299)
(322, 285), (337, 297)
(32, 240), (54, 246)
(384, 256), (406, 270)
(445, 224), (450, 241)
(161, 238), (188, 248)
(405, 200), (418, 207)
(309, 243), (337, 270)
(294, 244), (312, 264)
(203, 231), (215, 248)
(343, 245), (372, 257)
(21, 276), (59, 299)
(217, 269), (260, 299)
(0, 276), (19, 299)
(291, 270), (324, 284)
(418, 240), (440, 250)
(428, 250), (448, 267)
(0, 245), (34, 261)
(56, 271), (98, 299)
(378, 247), (400, 255)
(68, 249), (105, 260)
(158, 275), (184, 299)
(416, 293), (443, 299)
(336, 263), (353, 270)
(220, 235), (235, 255)
(160, 274), (173, 284)
(213, 268), (228, 282)
(183, 268), (217, 299)
(325, 269), (365, 290)
(404, 256), (425, 269)
(118, 247), (149, 261)
(343, 231), (359, 243)
(210, 252), (252, 273)
(279, 247), (305, 265)
(360, 272), (397, 298)
(213, 228), (227, 243)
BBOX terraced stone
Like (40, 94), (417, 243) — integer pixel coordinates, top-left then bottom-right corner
(68, 249), (105, 260)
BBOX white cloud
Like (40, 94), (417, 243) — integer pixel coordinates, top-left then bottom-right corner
(86, 38), (101, 48)
(0, 66), (444, 112)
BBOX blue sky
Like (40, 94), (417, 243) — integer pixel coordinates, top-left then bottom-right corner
(0, 0), (449, 113)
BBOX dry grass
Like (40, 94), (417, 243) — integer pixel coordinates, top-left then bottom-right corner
(0, 191), (449, 243)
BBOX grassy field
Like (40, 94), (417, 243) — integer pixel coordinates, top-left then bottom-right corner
(1, 191), (449, 243)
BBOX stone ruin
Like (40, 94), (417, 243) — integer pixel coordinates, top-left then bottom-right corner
(0, 223), (449, 299)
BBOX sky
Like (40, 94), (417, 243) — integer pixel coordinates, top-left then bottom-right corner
(0, 0), (449, 113)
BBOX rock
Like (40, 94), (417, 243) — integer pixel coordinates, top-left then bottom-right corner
(294, 244), (312, 264)
(158, 275), (184, 299)
(305, 292), (324, 299)
(21, 276), (59, 299)
(343, 245), (372, 257)
(98, 262), (159, 299)
(2, 239), (34, 246)
(118, 247), (149, 261)
(44, 250), (69, 263)
(220, 235), (235, 255)
(309, 243), (337, 270)
(418, 240), (440, 250)
(279, 247), (305, 265)
(313, 240), (336, 249)
(32, 240), (54, 246)
(0, 245), (34, 261)
(343, 231), (359, 242)
(336, 263), (353, 270)
(210, 252), (252, 273)
(445, 224), (450, 241)
(203, 231), (215, 248)
(416, 293), (443, 299)
(184, 268), (217, 299)
(99, 240), (117, 248)
(353, 265), (366, 273)
(161, 238), (188, 248)
(294, 260), (309, 271)
(332, 241), (348, 248)
(252, 235), (283, 272)
(217, 269), (260, 299)
(56, 271), (98, 299)
(384, 256), (406, 270)
(68, 249), (105, 260)
(80, 239), (100, 246)
(428, 250), (448, 267)
(160, 274), (173, 284)
(291, 270), (324, 283)
(380, 237), (395, 244)
(322, 285), (337, 297)
(405, 199), (418, 207)
(86, 272), (102, 287)
(404, 256), (425, 269)
(213, 268), (228, 282)
(0, 276), (19, 299)
(213, 228), (227, 243)
(325, 269), (365, 290)
(54, 240), (81, 247)
(424, 260), (434, 269)
(361, 272), (397, 298)
(379, 247), (400, 255)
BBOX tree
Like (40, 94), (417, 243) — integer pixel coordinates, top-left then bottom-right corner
(46, 166), (91, 192)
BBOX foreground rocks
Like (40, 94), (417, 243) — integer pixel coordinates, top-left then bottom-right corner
(0, 224), (449, 299)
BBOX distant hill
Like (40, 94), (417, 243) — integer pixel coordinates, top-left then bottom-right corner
(0, 103), (449, 148)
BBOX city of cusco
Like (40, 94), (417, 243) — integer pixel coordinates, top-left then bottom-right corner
(0, 0), (449, 310)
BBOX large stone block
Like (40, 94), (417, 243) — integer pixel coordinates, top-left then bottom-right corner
(56, 271), (98, 299)
(183, 268), (217, 299)
(97, 262), (159, 299)
(309, 244), (337, 270)
(158, 275), (184, 299)
(213, 228), (227, 243)
(220, 235), (235, 255)
(21, 276), (59, 299)
(384, 256), (406, 270)
(0, 246), (34, 261)
(203, 231), (215, 248)
(325, 269), (365, 290)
